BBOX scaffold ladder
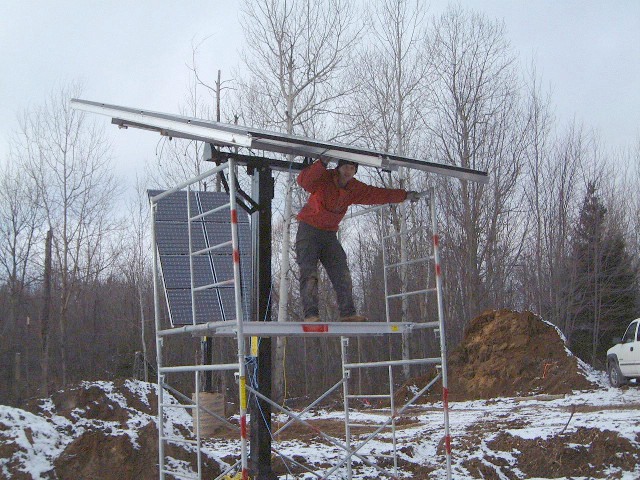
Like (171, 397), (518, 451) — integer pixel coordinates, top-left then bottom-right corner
(151, 159), (249, 480)
(340, 189), (452, 480)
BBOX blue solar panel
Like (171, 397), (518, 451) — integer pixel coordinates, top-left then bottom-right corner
(199, 191), (250, 223)
(156, 222), (208, 255)
(149, 189), (200, 222)
(166, 289), (224, 323)
(150, 189), (253, 326)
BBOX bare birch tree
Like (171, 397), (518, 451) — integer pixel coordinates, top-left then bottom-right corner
(341, 0), (427, 378)
(237, 0), (359, 401)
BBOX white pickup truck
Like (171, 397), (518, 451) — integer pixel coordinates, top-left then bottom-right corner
(606, 318), (640, 387)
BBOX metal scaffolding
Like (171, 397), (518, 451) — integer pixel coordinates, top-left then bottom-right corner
(151, 166), (451, 480)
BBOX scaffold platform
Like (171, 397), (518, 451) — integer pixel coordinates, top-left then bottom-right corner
(157, 320), (439, 337)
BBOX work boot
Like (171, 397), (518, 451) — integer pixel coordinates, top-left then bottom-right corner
(340, 314), (368, 322)
(303, 315), (320, 322)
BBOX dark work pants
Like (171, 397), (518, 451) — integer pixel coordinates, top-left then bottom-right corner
(295, 221), (356, 318)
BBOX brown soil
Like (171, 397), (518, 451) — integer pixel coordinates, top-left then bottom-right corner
(53, 424), (221, 480)
(483, 427), (638, 479)
(396, 309), (596, 403)
(5, 381), (222, 480)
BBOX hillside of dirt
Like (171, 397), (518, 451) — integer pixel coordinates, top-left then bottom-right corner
(0, 380), (222, 480)
(397, 309), (597, 403)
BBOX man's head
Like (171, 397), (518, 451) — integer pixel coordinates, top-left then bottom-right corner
(337, 160), (359, 173)
(337, 160), (358, 186)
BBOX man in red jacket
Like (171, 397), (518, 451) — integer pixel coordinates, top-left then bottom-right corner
(296, 158), (419, 322)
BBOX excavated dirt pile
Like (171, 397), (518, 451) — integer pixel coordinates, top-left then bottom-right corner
(1, 380), (222, 480)
(397, 309), (596, 402)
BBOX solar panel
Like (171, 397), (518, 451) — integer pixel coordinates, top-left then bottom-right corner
(150, 189), (253, 326)
(166, 290), (224, 323)
(149, 189), (200, 222)
(199, 192), (250, 223)
(155, 222), (208, 255)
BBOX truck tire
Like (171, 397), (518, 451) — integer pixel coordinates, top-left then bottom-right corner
(607, 358), (627, 387)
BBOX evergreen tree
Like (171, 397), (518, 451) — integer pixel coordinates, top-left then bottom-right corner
(567, 182), (639, 366)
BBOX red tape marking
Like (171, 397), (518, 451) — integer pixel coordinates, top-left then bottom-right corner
(234, 250), (240, 264)
(433, 234), (439, 247)
(445, 435), (451, 454)
(240, 415), (247, 438)
(302, 324), (328, 333)
(242, 468), (248, 480)
(443, 387), (449, 410)
(231, 209), (238, 224)
(436, 264), (441, 276)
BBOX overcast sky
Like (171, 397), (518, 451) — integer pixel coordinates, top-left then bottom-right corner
(2, 1), (639, 188)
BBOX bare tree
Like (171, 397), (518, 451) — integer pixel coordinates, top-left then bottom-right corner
(0, 161), (41, 333)
(16, 83), (120, 387)
(237, 0), (360, 402)
(423, 6), (527, 339)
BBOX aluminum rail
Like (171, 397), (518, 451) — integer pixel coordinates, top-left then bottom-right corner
(161, 436), (198, 445)
(386, 287), (436, 299)
(344, 357), (441, 369)
(149, 162), (230, 203)
(72, 99), (490, 183)
(192, 278), (234, 293)
(157, 320), (231, 337)
(190, 202), (231, 221)
(159, 363), (239, 373)
(192, 240), (233, 256)
(431, 188), (452, 480)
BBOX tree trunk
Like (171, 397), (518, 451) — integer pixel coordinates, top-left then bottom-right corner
(40, 229), (53, 396)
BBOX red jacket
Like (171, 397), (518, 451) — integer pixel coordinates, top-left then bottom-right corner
(296, 160), (407, 231)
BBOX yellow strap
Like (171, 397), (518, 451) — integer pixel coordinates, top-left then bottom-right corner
(239, 376), (247, 410)
(251, 336), (259, 356)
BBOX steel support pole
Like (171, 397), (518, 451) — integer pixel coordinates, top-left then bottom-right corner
(249, 165), (277, 480)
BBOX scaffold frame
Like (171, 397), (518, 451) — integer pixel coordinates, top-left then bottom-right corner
(150, 166), (451, 480)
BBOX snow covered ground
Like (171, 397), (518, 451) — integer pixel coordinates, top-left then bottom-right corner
(1, 376), (639, 479)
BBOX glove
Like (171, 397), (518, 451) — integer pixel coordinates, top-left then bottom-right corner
(406, 191), (420, 203)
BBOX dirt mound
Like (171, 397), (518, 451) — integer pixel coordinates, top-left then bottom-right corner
(54, 424), (221, 480)
(2, 380), (221, 479)
(478, 427), (639, 478)
(397, 309), (596, 402)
